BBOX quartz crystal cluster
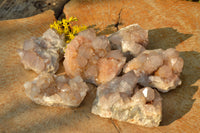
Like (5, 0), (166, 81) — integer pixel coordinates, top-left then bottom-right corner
(19, 24), (184, 127)
(63, 29), (126, 84)
(108, 24), (148, 59)
(123, 48), (184, 92)
(18, 28), (65, 74)
(24, 72), (89, 107)
(92, 71), (162, 127)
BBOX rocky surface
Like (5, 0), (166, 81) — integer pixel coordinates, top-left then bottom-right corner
(18, 28), (65, 74)
(124, 48), (184, 92)
(109, 24), (148, 59)
(63, 29), (126, 85)
(92, 71), (162, 127)
(24, 72), (89, 107)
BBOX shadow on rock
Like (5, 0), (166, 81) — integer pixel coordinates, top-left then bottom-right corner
(147, 27), (192, 49)
(88, 24), (118, 36)
(147, 27), (199, 126)
(161, 51), (200, 126)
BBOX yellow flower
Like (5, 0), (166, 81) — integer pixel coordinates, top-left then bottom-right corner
(50, 17), (87, 51)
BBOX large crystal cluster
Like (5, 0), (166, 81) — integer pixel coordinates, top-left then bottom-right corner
(18, 29), (65, 74)
(108, 24), (148, 59)
(63, 29), (126, 84)
(24, 72), (89, 107)
(124, 48), (184, 92)
(92, 71), (162, 127)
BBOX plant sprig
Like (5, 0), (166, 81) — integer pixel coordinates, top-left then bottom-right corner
(50, 17), (87, 48)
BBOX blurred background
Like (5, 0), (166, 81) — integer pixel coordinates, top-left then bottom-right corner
(0, 0), (70, 20)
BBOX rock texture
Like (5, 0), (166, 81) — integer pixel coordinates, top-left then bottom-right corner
(1, 0), (200, 131)
(18, 28), (65, 74)
(63, 29), (126, 84)
(124, 48), (184, 92)
(92, 71), (162, 127)
(109, 24), (148, 58)
(24, 72), (89, 107)
(64, 0), (200, 52)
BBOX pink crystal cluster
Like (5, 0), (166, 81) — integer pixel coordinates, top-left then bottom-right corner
(124, 48), (183, 92)
(63, 29), (126, 85)
(18, 24), (184, 127)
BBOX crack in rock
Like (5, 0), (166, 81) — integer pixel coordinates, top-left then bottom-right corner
(111, 119), (121, 133)
(115, 8), (123, 31)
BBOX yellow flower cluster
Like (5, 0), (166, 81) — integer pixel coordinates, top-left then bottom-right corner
(50, 17), (87, 46)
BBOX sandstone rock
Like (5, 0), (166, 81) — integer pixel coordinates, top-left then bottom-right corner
(108, 24), (148, 59)
(63, 29), (126, 85)
(124, 48), (184, 92)
(92, 71), (162, 127)
(24, 72), (89, 107)
(18, 28), (65, 74)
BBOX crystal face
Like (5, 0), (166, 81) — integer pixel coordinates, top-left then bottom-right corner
(63, 29), (126, 85)
(92, 71), (162, 127)
(24, 72), (89, 107)
(124, 48), (184, 92)
(18, 28), (65, 74)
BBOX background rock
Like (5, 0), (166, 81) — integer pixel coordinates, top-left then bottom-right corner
(0, 0), (200, 132)
(64, 0), (200, 52)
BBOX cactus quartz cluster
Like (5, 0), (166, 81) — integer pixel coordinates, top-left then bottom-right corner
(18, 24), (184, 127)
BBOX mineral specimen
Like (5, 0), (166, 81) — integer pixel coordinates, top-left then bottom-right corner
(92, 71), (162, 127)
(24, 72), (89, 107)
(123, 48), (184, 92)
(108, 24), (148, 59)
(63, 29), (126, 85)
(18, 28), (65, 74)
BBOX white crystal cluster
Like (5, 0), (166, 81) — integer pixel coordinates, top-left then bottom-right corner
(124, 48), (184, 92)
(63, 29), (126, 85)
(18, 29), (65, 74)
(92, 71), (162, 127)
(19, 29), (90, 107)
(24, 72), (89, 107)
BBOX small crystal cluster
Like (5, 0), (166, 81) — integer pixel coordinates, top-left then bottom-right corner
(123, 48), (184, 92)
(24, 72), (89, 107)
(18, 29), (65, 74)
(92, 71), (162, 127)
(63, 29), (126, 85)
(109, 24), (148, 59)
